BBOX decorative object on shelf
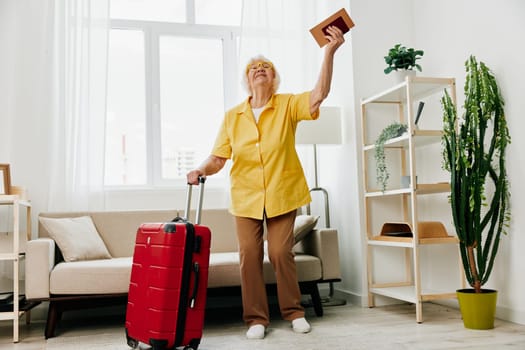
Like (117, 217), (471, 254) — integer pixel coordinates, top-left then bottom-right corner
(9, 186), (28, 200)
(414, 101), (425, 127)
(380, 222), (412, 238)
(441, 55), (511, 330)
(374, 122), (407, 192)
(384, 44), (424, 83)
(379, 221), (451, 239)
(384, 44), (424, 73)
(0, 163), (11, 195)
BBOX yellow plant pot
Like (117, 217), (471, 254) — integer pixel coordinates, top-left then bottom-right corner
(456, 288), (497, 329)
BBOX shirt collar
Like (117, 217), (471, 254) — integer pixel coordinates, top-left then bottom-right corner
(239, 94), (276, 116)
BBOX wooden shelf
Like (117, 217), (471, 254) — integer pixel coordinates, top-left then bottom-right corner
(0, 253), (21, 261)
(369, 285), (458, 304)
(369, 235), (459, 246)
(365, 182), (450, 197)
(361, 76), (455, 105)
(0, 196), (30, 207)
(361, 76), (463, 323)
(363, 130), (443, 151)
(0, 194), (32, 343)
(416, 182), (450, 194)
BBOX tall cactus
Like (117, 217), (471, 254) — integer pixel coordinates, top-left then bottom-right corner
(441, 55), (511, 293)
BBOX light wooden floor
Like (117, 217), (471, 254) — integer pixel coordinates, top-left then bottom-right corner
(1, 301), (525, 349)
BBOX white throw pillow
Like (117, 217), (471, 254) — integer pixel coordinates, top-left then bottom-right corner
(39, 216), (112, 262)
(262, 215), (320, 255)
(293, 215), (319, 244)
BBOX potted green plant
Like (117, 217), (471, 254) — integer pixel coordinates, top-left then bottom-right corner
(441, 55), (511, 329)
(384, 44), (424, 83)
(375, 122), (408, 192)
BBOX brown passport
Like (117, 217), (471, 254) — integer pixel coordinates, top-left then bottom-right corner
(309, 8), (355, 47)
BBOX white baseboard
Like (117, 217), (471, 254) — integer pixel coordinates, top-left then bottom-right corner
(334, 288), (525, 326)
(434, 299), (525, 326)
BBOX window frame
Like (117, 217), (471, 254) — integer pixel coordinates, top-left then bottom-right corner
(107, 18), (240, 189)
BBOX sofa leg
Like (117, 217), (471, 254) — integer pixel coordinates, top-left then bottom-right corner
(300, 281), (324, 317)
(45, 301), (62, 339)
(43, 294), (128, 338)
(310, 283), (323, 317)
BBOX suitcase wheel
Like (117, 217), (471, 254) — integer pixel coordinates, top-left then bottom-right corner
(184, 338), (200, 350)
(125, 328), (139, 349)
(126, 337), (139, 349)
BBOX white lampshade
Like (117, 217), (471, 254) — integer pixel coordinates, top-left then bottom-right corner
(295, 106), (342, 145)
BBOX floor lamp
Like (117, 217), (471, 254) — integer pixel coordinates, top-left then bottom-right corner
(296, 106), (346, 306)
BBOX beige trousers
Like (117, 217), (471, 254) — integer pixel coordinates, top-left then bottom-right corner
(235, 210), (304, 327)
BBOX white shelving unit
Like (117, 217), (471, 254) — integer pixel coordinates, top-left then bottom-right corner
(0, 191), (32, 342)
(360, 76), (464, 323)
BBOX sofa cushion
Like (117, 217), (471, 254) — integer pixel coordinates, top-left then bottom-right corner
(89, 210), (179, 257)
(39, 216), (112, 262)
(207, 252), (322, 288)
(207, 252), (241, 288)
(294, 215), (319, 244)
(294, 254), (323, 281)
(49, 257), (132, 295)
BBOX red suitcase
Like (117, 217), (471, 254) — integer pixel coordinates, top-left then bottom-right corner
(125, 177), (211, 350)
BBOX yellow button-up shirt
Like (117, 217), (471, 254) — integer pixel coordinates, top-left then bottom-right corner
(212, 92), (319, 219)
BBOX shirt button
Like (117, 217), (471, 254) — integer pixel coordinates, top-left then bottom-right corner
(255, 143), (259, 147)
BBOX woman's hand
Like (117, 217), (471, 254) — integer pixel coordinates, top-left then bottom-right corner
(187, 169), (205, 185)
(324, 25), (345, 56)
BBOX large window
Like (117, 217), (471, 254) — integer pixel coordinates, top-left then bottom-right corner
(105, 29), (147, 186)
(105, 0), (241, 187)
(158, 36), (224, 180)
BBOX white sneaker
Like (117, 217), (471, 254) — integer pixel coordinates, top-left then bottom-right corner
(246, 324), (266, 339)
(292, 317), (311, 333)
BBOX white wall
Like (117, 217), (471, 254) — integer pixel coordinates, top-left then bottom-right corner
(0, 0), (54, 291)
(0, 0), (54, 221)
(345, 0), (525, 324)
(0, 0), (15, 160)
(333, 0), (416, 307)
(413, 0), (525, 325)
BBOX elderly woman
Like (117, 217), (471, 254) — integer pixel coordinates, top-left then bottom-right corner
(187, 26), (344, 339)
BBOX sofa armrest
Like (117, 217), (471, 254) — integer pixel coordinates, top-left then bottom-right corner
(294, 228), (341, 281)
(25, 238), (56, 299)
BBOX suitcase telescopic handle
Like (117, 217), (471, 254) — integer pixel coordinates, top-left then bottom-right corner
(185, 176), (206, 224)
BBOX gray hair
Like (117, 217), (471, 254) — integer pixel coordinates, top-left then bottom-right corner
(241, 55), (281, 96)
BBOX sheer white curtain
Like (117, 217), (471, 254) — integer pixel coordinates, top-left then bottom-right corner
(239, 0), (323, 98)
(47, 0), (110, 211)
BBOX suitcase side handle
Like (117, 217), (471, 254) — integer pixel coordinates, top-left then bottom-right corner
(189, 262), (200, 308)
(184, 176), (206, 224)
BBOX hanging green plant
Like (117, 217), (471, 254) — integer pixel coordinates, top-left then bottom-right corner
(375, 122), (408, 192)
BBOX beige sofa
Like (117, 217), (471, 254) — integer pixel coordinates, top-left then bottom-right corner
(25, 209), (341, 338)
